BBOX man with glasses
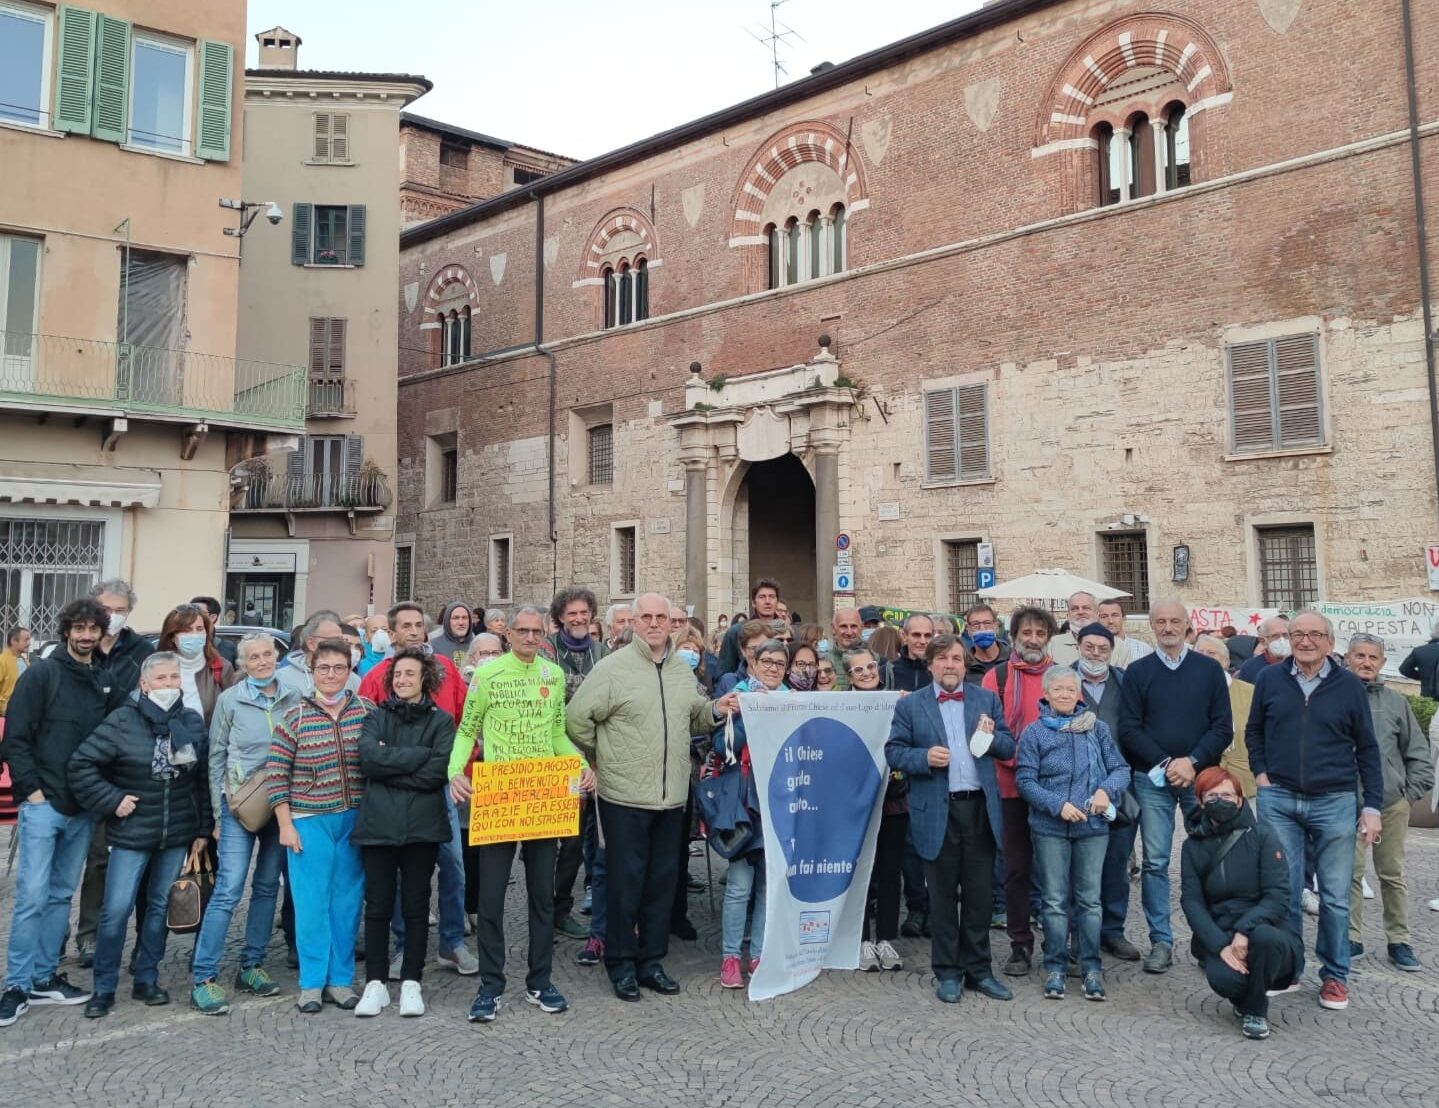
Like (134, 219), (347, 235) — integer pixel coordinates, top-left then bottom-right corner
(963, 604), (1009, 681)
(1236, 615), (1292, 684)
(890, 614), (935, 692)
(1247, 610), (1384, 1011)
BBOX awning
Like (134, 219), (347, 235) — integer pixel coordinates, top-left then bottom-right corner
(0, 460), (162, 508)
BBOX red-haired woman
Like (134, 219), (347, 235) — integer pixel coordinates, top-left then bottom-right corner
(158, 604), (236, 727)
(1180, 766), (1302, 1041)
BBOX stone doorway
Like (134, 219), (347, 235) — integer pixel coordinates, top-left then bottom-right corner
(736, 453), (816, 623)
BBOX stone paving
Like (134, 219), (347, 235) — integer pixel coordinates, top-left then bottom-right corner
(1, 828), (1438, 1107)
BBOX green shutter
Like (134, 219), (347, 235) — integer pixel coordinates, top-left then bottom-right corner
(291, 203), (312, 265)
(53, 6), (96, 134)
(91, 13), (131, 144)
(347, 205), (366, 266)
(196, 40), (232, 162)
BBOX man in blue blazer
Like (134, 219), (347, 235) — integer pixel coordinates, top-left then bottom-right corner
(886, 634), (1015, 1004)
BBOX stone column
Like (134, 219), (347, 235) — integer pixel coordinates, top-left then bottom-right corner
(812, 444), (839, 619)
(1115, 127), (1132, 203)
(1150, 117), (1168, 195)
(683, 458), (708, 625)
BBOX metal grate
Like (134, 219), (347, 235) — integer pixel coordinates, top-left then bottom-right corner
(1100, 532), (1150, 612)
(615, 526), (637, 595)
(1258, 526), (1318, 610)
(0, 517), (105, 639)
(491, 537), (511, 602)
(944, 540), (979, 614)
(588, 424), (613, 485)
(441, 448), (458, 503)
(393, 544), (413, 602)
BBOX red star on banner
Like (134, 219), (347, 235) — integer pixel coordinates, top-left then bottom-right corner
(1248, 613), (1263, 625)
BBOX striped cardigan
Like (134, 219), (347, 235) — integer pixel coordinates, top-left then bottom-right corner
(266, 692), (371, 816)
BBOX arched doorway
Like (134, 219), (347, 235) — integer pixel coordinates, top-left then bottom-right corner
(735, 453), (816, 622)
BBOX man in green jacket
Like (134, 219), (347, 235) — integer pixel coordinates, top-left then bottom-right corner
(1345, 633), (1434, 971)
(448, 605), (593, 1023)
(568, 593), (739, 1001)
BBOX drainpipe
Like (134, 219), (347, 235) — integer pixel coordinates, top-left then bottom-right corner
(532, 190), (560, 590)
(1401, 0), (1439, 516)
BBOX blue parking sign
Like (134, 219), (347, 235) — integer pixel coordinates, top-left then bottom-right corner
(976, 567), (996, 590)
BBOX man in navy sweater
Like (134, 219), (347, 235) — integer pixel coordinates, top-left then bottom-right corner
(1246, 609), (1383, 1013)
(1117, 599), (1232, 974)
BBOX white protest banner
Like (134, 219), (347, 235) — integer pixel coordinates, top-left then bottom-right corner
(1187, 606), (1279, 636)
(1315, 598), (1439, 679)
(739, 691), (900, 1001)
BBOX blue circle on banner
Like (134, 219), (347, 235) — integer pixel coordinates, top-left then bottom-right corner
(767, 717), (882, 903)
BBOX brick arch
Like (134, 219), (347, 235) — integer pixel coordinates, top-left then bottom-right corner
(574, 207), (661, 286)
(423, 264), (478, 312)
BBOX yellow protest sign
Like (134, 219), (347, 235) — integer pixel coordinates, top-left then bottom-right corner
(468, 756), (583, 846)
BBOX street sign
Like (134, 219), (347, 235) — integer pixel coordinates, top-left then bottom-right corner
(836, 532), (852, 552)
(976, 567), (996, 590)
(977, 542), (994, 568)
(833, 567), (854, 592)
(835, 549), (852, 568)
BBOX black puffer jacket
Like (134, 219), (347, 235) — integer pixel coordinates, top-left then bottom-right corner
(352, 697), (455, 846)
(96, 628), (155, 700)
(69, 692), (211, 850)
(3, 651), (122, 814)
(1179, 801), (1291, 962)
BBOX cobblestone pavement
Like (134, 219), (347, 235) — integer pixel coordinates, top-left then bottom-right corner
(1, 829), (1438, 1108)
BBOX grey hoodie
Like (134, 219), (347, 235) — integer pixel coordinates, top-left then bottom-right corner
(429, 600), (477, 667)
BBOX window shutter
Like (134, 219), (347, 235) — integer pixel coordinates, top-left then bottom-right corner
(308, 318), (328, 375)
(1228, 339), (1276, 452)
(347, 204), (366, 266)
(328, 318), (346, 374)
(195, 40), (232, 162)
(956, 384), (989, 479)
(331, 113), (349, 162)
(312, 113), (331, 161)
(1274, 333), (1322, 447)
(286, 446), (305, 478)
(343, 434), (364, 477)
(91, 13), (131, 144)
(924, 389), (958, 482)
(291, 203), (312, 265)
(54, 6), (97, 134)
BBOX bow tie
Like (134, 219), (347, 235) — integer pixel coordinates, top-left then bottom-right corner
(937, 690), (964, 703)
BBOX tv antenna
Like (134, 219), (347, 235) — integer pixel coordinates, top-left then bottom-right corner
(749, 0), (805, 89)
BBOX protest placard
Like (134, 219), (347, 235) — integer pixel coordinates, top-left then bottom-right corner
(468, 755), (583, 846)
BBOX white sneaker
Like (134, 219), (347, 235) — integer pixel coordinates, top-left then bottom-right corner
(388, 952), (403, 982)
(1362, 876), (1375, 900)
(355, 980), (389, 1017)
(874, 940), (904, 972)
(438, 945), (480, 976)
(1301, 888), (1321, 916)
(859, 940), (880, 972)
(399, 980), (424, 1017)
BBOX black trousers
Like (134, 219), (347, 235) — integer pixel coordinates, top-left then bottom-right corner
(475, 838), (556, 994)
(362, 842), (439, 984)
(1001, 796), (1035, 954)
(670, 788), (696, 927)
(553, 801), (593, 919)
(924, 794), (996, 982)
(1202, 923), (1302, 1019)
(600, 801), (684, 983)
(866, 812), (909, 942)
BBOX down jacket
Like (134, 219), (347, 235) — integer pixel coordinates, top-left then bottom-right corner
(1179, 801), (1294, 964)
(352, 697), (455, 847)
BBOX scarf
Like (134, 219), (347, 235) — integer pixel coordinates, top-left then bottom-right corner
(1039, 704), (1103, 795)
(1000, 656), (1052, 736)
(788, 670), (816, 691)
(557, 628), (594, 653)
(136, 693), (204, 780)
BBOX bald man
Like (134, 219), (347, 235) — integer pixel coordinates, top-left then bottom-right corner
(829, 607), (863, 690)
(1048, 592), (1097, 666)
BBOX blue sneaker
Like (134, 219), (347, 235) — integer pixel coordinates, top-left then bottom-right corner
(525, 985), (569, 1013)
(934, 978), (962, 1004)
(467, 991), (501, 1023)
(1388, 943), (1422, 972)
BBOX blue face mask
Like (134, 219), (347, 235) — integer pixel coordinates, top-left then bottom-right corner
(245, 675), (275, 695)
(860, 628), (875, 643)
(970, 631), (997, 650)
(677, 648), (701, 671)
(176, 632), (207, 659)
(816, 638), (832, 655)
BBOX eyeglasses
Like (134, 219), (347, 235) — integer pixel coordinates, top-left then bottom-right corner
(313, 664), (350, 675)
(790, 663), (817, 673)
(849, 663), (878, 674)
(473, 651), (502, 660)
(1290, 630), (1330, 642)
(1200, 790), (1240, 804)
(511, 627), (545, 638)
(756, 658), (786, 670)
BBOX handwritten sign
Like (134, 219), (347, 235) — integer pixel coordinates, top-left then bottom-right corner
(1315, 598), (1439, 679)
(1427, 545), (1439, 592)
(468, 756), (583, 846)
(1188, 606), (1279, 636)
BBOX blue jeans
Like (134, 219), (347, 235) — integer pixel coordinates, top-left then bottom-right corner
(92, 845), (188, 995)
(393, 794), (465, 954)
(192, 802), (285, 984)
(1033, 832), (1106, 974)
(1133, 771), (1199, 946)
(1100, 819), (1137, 941)
(287, 809), (363, 990)
(5, 801), (97, 990)
(1257, 784), (1357, 984)
(721, 853), (766, 959)
(582, 798), (608, 940)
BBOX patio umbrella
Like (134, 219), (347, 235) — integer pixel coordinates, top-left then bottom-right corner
(978, 568), (1129, 602)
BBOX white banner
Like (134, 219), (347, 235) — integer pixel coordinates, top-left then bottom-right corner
(1187, 606), (1279, 636)
(1315, 598), (1439, 680)
(740, 691), (900, 1001)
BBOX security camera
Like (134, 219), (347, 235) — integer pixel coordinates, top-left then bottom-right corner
(265, 202), (284, 225)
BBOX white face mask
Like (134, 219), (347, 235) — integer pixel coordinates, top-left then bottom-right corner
(1079, 658), (1108, 678)
(107, 612), (128, 636)
(147, 687), (181, 710)
(351, 647), (363, 667)
(370, 629), (391, 654)
(1267, 636), (1293, 660)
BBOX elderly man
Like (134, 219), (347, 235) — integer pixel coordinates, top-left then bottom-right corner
(1048, 592), (1097, 666)
(567, 594), (739, 1001)
(1235, 615), (1291, 684)
(1117, 598), (1232, 974)
(1397, 623), (1439, 699)
(1344, 633), (1432, 972)
(1247, 610), (1384, 1011)
(603, 604), (633, 651)
(276, 610), (360, 697)
(1097, 599), (1152, 668)
(828, 607), (864, 690)
(890, 613), (935, 692)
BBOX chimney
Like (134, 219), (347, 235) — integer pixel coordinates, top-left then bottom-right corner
(255, 26), (301, 70)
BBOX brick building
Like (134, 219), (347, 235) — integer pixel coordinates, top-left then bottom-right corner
(394, 0), (1439, 626)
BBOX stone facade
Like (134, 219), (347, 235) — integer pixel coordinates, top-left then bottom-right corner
(395, 0), (1439, 624)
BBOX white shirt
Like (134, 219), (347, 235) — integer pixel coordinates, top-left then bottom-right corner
(935, 685), (982, 792)
(1157, 644), (1190, 671)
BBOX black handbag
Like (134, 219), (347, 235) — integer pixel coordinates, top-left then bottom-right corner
(1111, 786), (1142, 829)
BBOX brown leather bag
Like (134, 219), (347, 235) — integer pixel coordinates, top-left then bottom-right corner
(166, 852), (215, 934)
(227, 765), (274, 833)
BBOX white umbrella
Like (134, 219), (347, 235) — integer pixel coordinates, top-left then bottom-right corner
(978, 568), (1129, 602)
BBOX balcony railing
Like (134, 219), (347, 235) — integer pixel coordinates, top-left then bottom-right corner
(0, 331), (307, 431)
(237, 470), (390, 512)
(306, 376), (356, 418)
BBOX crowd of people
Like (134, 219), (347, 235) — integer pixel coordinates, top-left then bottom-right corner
(0, 576), (1434, 1042)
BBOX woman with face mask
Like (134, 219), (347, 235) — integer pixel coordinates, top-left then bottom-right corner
(158, 604), (236, 728)
(1180, 767), (1302, 1041)
(785, 643), (819, 692)
(189, 632), (301, 1014)
(68, 652), (211, 1017)
(267, 639), (371, 1014)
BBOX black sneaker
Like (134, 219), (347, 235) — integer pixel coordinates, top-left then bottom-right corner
(29, 973), (90, 1006)
(1388, 943), (1422, 972)
(1002, 949), (1031, 976)
(0, 987), (29, 1027)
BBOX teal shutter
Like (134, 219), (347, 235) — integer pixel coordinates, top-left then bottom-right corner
(53, 6), (96, 134)
(347, 205), (366, 266)
(291, 203), (312, 265)
(195, 40), (233, 162)
(91, 13), (131, 144)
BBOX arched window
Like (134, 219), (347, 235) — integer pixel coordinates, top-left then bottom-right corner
(634, 258), (649, 322)
(766, 224), (781, 289)
(766, 207), (849, 288)
(1165, 102), (1191, 190)
(831, 204), (846, 275)
(1096, 124), (1120, 206)
(602, 265), (616, 328)
(784, 218), (799, 286)
(617, 263), (633, 326)
(458, 306), (471, 362)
